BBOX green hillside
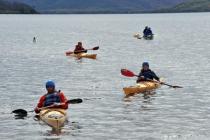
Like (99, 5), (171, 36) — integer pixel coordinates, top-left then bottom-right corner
(155, 0), (210, 13)
(0, 0), (38, 14)
(172, 0), (210, 12)
(6, 0), (186, 14)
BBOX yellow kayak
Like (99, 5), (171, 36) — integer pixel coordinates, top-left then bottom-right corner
(133, 33), (141, 39)
(39, 108), (67, 130)
(74, 53), (97, 59)
(66, 51), (97, 59)
(123, 81), (161, 96)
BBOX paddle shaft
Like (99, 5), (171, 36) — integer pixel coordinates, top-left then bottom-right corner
(134, 74), (161, 84)
(12, 98), (83, 116)
(74, 46), (99, 53)
(36, 98), (82, 110)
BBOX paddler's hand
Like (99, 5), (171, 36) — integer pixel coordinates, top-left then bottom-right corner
(34, 107), (41, 113)
(137, 76), (144, 83)
(159, 81), (164, 84)
(52, 102), (61, 107)
(46, 103), (61, 108)
(140, 76), (145, 80)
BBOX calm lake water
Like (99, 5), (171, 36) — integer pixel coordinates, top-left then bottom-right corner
(0, 13), (210, 140)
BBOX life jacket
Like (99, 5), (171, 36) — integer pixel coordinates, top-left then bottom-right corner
(44, 91), (61, 107)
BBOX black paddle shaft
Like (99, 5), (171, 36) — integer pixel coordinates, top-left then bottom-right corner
(12, 98), (83, 117)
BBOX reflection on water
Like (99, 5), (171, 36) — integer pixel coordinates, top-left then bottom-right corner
(41, 121), (82, 139)
(124, 91), (158, 112)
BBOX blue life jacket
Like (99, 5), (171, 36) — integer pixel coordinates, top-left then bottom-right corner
(44, 92), (61, 107)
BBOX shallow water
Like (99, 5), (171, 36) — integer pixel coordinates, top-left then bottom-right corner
(0, 13), (210, 140)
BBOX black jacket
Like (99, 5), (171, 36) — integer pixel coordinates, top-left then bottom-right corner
(137, 69), (159, 83)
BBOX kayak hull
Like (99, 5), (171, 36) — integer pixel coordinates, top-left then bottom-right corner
(39, 108), (67, 130)
(123, 81), (160, 96)
(77, 53), (97, 59)
(143, 35), (154, 40)
(66, 51), (97, 59)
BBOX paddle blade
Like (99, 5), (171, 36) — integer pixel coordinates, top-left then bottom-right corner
(12, 109), (28, 119)
(67, 98), (83, 104)
(121, 69), (136, 77)
(92, 46), (99, 50)
(172, 85), (183, 88)
(66, 51), (73, 56)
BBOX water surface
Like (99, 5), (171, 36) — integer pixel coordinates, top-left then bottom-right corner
(0, 13), (210, 140)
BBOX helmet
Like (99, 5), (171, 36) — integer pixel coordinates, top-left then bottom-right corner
(46, 80), (55, 88)
(142, 62), (149, 67)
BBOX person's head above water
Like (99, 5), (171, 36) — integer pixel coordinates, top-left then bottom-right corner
(45, 80), (55, 93)
(78, 42), (82, 46)
(145, 26), (148, 29)
(142, 62), (149, 70)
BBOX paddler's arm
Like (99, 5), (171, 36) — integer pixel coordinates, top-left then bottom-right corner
(136, 72), (145, 83)
(74, 50), (87, 54)
(59, 92), (68, 109)
(34, 95), (46, 113)
(151, 71), (160, 81)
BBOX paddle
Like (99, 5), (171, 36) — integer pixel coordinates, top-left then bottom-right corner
(66, 98), (83, 104)
(73, 46), (99, 54)
(12, 98), (83, 118)
(121, 69), (183, 88)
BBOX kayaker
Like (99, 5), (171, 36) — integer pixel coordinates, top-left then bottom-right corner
(143, 27), (153, 37)
(34, 80), (68, 114)
(33, 37), (36, 43)
(143, 26), (149, 36)
(147, 28), (153, 36)
(74, 42), (87, 54)
(136, 62), (160, 83)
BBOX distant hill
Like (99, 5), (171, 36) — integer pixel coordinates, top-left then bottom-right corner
(155, 0), (210, 13)
(3, 0), (209, 14)
(0, 0), (38, 13)
(6, 0), (187, 13)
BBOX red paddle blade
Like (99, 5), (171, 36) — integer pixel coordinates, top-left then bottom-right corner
(92, 46), (99, 50)
(121, 69), (136, 77)
(66, 51), (73, 56)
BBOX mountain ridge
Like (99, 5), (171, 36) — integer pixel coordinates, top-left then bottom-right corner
(170, 0), (210, 12)
(153, 0), (210, 13)
(0, 0), (38, 13)
(6, 0), (187, 13)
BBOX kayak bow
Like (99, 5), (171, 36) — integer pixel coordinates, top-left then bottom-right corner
(39, 108), (67, 131)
